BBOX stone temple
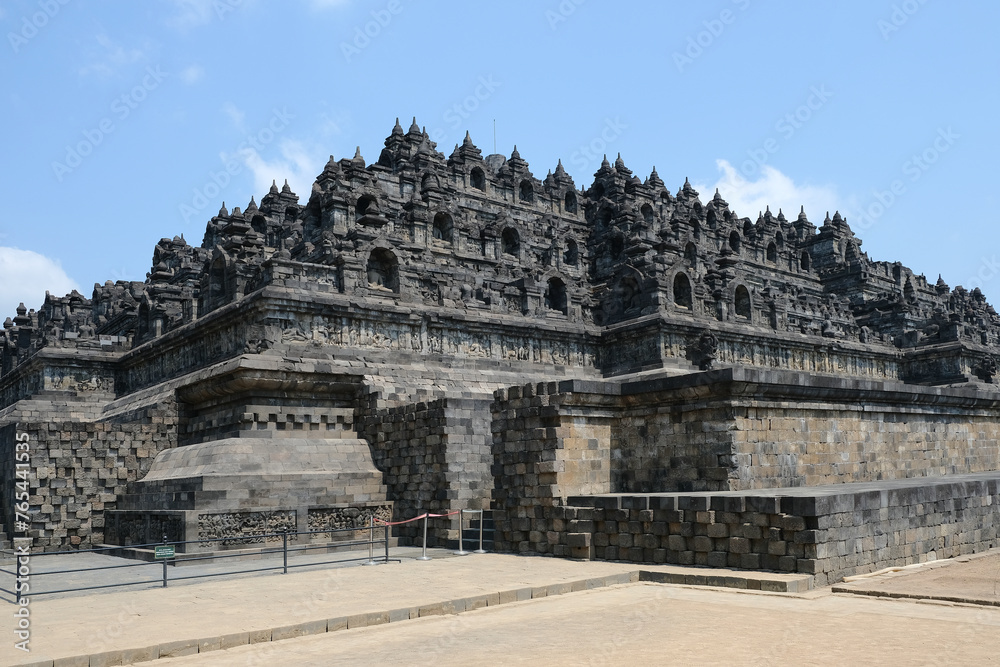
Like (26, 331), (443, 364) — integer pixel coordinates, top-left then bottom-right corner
(1, 118), (998, 585)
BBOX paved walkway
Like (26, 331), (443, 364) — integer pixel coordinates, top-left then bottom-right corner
(0, 545), (444, 603)
(3, 548), (808, 666)
(139, 583), (1000, 666)
(834, 549), (1000, 606)
(4, 547), (999, 666)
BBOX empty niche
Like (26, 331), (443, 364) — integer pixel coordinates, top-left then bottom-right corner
(735, 285), (751, 319)
(564, 239), (579, 266)
(470, 167), (486, 191)
(673, 273), (692, 309)
(502, 228), (520, 256)
(564, 190), (577, 213)
(684, 242), (697, 269)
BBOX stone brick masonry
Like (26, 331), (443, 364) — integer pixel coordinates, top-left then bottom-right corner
(492, 374), (1000, 581)
(493, 473), (1000, 587)
(0, 401), (178, 550)
(361, 397), (492, 545)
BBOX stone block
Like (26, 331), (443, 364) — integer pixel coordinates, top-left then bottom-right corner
(272, 619), (327, 640)
(418, 601), (457, 616)
(706, 523), (728, 538)
(157, 639), (199, 658)
(54, 657), (90, 667)
(666, 535), (687, 551)
(678, 496), (709, 511)
(219, 632), (250, 649)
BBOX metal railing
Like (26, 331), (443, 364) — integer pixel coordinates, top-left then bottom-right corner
(0, 519), (392, 601)
(0, 509), (491, 602)
(454, 509), (489, 556)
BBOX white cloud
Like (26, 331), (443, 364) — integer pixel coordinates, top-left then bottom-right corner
(165, 0), (215, 28)
(317, 111), (344, 138)
(229, 140), (324, 203)
(180, 64), (204, 85)
(0, 248), (81, 320)
(694, 159), (842, 222)
(310, 0), (350, 9)
(165, 0), (258, 28)
(78, 32), (146, 78)
(222, 102), (246, 132)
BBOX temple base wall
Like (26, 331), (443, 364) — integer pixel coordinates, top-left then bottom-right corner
(0, 399), (179, 551)
(492, 473), (1000, 586)
(491, 369), (1000, 581)
(492, 369), (1000, 498)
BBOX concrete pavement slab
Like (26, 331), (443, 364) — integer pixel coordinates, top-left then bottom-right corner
(2, 549), (811, 666)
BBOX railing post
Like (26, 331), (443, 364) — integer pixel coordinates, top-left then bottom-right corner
(161, 534), (168, 588)
(282, 530), (288, 575)
(364, 516), (377, 565)
(455, 509), (469, 556)
(474, 510), (486, 554)
(417, 512), (431, 561)
(384, 522), (389, 563)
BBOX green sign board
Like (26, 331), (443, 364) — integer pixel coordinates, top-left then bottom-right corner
(154, 545), (175, 559)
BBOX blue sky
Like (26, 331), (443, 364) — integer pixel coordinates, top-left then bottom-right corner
(1, 0), (997, 318)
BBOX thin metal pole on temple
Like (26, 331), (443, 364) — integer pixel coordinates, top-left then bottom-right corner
(364, 516), (377, 565)
(455, 509), (469, 556)
(417, 512), (431, 561)
(161, 534), (168, 588)
(282, 530), (288, 574)
(384, 522), (389, 563)
(474, 511), (486, 554)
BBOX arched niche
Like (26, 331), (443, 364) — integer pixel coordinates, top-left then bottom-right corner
(735, 285), (751, 319)
(545, 277), (567, 315)
(432, 212), (453, 243)
(673, 273), (692, 309)
(367, 248), (399, 293)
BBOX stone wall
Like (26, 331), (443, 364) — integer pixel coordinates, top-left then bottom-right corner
(615, 369), (1000, 490)
(492, 473), (1000, 586)
(0, 400), (179, 550)
(490, 371), (1000, 582)
(360, 396), (493, 545)
(492, 370), (1000, 499)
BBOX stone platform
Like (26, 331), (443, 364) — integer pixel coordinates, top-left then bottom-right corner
(502, 472), (1000, 586)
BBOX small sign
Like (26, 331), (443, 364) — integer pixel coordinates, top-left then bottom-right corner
(154, 545), (175, 559)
